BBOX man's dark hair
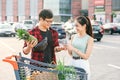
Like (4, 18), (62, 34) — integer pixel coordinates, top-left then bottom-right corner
(39, 9), (53, 20)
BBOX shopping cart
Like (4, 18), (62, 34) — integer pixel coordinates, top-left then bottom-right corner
(3, 53), (87, 80)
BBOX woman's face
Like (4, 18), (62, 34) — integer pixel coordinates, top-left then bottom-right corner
(74, 20), (86, 33)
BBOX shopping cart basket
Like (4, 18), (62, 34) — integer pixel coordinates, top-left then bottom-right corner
(3, 54), (87, 80)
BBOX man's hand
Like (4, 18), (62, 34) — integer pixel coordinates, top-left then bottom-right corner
(23, 40), (38, 55)
(54, 46), (67, 52)
(26, 40), (38, 48)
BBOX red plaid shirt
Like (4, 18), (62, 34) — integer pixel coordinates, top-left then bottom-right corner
(23, 26), (59, 63)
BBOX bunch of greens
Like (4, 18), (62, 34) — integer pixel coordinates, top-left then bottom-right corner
(56, 60), (77, 80)
(16, 29), (37, 42)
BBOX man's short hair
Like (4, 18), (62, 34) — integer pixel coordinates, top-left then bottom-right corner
(39, 9), (53, 20)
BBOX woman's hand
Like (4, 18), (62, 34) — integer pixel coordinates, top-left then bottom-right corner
(66, 44), (74, 51)
(55, 46), (67, 52)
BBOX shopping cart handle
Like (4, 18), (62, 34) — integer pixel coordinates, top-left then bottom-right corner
(5, 55), (20, 59)
(2, 55), (20, 70)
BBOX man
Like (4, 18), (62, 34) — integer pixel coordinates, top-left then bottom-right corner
(23, 9), (64, 64)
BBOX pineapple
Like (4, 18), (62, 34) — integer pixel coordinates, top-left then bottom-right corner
(16, 29), (38, 42)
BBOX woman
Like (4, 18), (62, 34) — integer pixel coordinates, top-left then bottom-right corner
(67, 16), (94, 80)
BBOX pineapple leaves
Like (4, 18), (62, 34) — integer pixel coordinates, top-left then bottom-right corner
(16, 29), (37, 42)
(16, 29), (30, 41)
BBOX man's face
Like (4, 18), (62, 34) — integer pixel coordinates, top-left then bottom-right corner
(41, 18), (53, 29)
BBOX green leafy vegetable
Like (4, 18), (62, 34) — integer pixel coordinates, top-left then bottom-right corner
(16, 29), (37, 42)
(56, 60), (77, 80)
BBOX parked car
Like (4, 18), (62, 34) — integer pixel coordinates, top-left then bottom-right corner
(51, 23), (66, 39)
(103, 23), (120, 35)
(23, 20), (35, 30)
(12, 23), (27, 32)
(67, 26), (76, 40)
(63, 21), (74, 34)
(92, 24), (104, 41)
(0, 23), (16, 37)
(67, 24), (104, 41)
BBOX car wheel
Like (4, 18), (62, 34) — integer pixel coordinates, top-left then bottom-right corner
(13, 34), (16, 37)
(109, 30), (113, 35)
(11, 34), (16, 37)
(97, 38), (101, 41)
(8, 35), (11, 37)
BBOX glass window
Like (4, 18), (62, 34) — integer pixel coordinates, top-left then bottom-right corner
(0, 0), (1, 16)
(0, 17), (1, 22)
(30, 0), (38, 18)
(59, 0), (71, 14)
(6, 0), (13, 16)
(18, 0), (25, 16)
(112, 0), (120, 11)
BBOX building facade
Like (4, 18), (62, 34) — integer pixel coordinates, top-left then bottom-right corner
(71, 0), (88, 18)
(0, 0), (43, 22)
(0, 0), (72, 22)
(0, 0), (88, 22)
(1, 0), (119, 23)
(44, 0), (72, 22)
(89, 0), (120, 23)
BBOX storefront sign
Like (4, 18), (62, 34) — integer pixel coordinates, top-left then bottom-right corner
(95, 0), (104, 6)
(95, 6), (105, 12)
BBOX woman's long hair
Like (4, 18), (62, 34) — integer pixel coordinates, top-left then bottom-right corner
(76, 16), (93, 37)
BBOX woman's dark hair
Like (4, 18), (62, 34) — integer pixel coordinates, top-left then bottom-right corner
(39, 9), (53, 20)
(76, 16), (93, 37)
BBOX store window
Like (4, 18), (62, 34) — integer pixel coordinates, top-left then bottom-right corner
(6, 0), (13, 22)
(30, 0), (38, 20)
(112, 0), (120, 11)
(0, 17), (1, 22)
(18, 0), (25, 22)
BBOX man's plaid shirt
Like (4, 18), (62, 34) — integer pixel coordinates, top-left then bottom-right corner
(23, 26), (59, 63)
